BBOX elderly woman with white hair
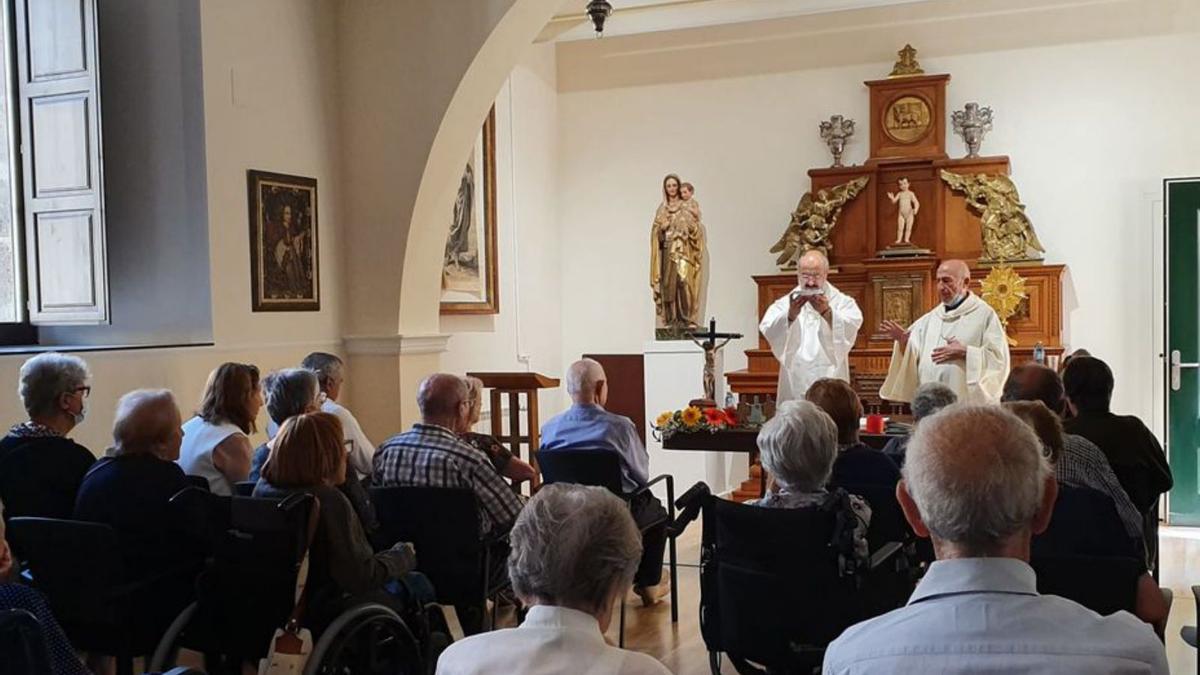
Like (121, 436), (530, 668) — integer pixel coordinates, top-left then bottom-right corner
(436, 483), (671, 674)
(751, 400), (871, 562)
(881, 381), (957, 468)
(460, 375), (536, 483)
(0, 353), (96, 520)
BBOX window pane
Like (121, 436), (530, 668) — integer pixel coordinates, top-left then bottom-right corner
(0, 1), (18, 324)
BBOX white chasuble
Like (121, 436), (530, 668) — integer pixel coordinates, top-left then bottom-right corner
(760, 281), (863, 404)
(879, 292), (1010, 404)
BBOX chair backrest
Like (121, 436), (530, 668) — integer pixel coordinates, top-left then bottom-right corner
(176, 490), (315, 660)
(370, 486), (487, 606)
(536, 448), (624, 495)
(699, 496), (864, 670)
(0, 608), (53, 675)
(6, 518), (125, 626)
(182, 475), (210, 492)
(232, 481), (257, 497)
(1032, 555), (1141, 616)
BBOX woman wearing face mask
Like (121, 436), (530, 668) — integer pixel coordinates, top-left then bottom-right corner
(0, 353), (96, 520)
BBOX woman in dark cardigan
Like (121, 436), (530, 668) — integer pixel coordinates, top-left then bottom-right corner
(0, 353), (95, 520)
(252, 412), (430, 628)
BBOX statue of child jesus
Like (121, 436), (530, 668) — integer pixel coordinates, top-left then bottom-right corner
(887, 177), (920, 244)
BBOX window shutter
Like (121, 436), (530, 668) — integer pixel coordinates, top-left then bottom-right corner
(15, 0), (107, 324)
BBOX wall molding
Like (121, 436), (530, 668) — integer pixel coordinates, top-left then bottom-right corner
(343, 333), (451, 356)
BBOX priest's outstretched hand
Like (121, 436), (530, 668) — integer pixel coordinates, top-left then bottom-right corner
(931, 337), (967, 363)
(880, 320), (910, 349)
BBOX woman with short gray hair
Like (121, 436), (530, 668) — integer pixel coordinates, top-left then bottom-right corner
(0, 353), (96, 519)
(882, 381), (957, 468)
(435, 484), (671, 674)
(750, 401), (872, 562)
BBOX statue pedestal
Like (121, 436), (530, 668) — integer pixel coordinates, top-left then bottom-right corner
(643, 341), (743, 497)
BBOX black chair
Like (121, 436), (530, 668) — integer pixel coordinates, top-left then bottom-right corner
(232, 481), (256, 497)
(0, 608), (52, 675)
(153, 487), (424, 674)
(693, 492), (908, 674)
(1032, 555), (1142, 616)
(1181, 585), (1200, 674)
(182, 475), (209, 492)
(535, 448), (678, 646)
(7, 518), (198, 675)
(370, 486), (508, 635)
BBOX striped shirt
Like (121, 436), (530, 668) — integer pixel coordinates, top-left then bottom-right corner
(373, 423), (523, 535)
(1057, 433), (1144, 540)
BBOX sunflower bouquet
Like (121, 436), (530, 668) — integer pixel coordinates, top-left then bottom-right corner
(652, 405), (740, 441)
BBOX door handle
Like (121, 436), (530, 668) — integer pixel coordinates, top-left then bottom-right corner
(1171, 350), (1200, 391)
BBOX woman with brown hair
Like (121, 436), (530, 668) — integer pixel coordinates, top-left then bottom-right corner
(805, 378), (899, 488)
(253, 412), (426, 626)
(178, 362), (263, 495)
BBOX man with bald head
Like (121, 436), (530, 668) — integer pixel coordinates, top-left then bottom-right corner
(540, 358), (670, 605)
(824, 405), (1167, 673)
(879, 259), (1009, 404)
(374, 373), (523, 538)
(760, 249), (863, 403)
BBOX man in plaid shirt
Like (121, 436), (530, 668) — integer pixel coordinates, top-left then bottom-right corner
(374, 373), (523, 537)
(1001, 364), (1143, 541)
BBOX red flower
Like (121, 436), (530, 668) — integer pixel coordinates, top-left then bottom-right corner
(703, 407), (728, 428)
(722, 407), (740, 426)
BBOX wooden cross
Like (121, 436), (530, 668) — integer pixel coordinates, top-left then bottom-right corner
(686, 317), (743, 405)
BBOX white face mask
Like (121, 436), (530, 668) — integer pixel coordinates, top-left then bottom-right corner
(72, 401), (87, 426)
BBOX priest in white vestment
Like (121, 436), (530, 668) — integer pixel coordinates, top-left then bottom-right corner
(879, 259), (1009, 404)
(760, 250), (863, 404)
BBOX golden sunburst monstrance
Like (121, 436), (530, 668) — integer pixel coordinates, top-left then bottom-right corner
(980, 264), (1027, 346)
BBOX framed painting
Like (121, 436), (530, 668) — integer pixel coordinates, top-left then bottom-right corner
(440, 106), (499, 315)
(247, 170), (319, 312)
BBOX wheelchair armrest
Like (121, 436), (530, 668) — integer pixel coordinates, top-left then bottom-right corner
(867, 541), (905, 570)
(628, 473), (675, 502)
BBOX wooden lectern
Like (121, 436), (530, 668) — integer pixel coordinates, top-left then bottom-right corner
(467, 372), (560, 489)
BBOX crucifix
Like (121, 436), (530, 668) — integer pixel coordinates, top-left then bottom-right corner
(686, 317), (743, 407)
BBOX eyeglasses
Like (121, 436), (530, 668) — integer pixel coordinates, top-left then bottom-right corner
(73, 386), (91, 399)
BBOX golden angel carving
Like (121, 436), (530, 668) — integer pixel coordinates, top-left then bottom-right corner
(939, 170), (1045, 262)
(769, 175), (869, 266)
(650, 174), (706, 337)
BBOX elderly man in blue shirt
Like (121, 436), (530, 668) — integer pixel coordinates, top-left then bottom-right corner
(824, 403), (1167, 674)
(540, 358), (670, 606)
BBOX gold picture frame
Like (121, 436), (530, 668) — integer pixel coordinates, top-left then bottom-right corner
(440, 106), (498, 315)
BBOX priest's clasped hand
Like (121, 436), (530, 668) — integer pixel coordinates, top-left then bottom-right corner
(809, 293), (830, 316)
(931, 337), (967, 363)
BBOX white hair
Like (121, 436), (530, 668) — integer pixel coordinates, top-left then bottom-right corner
(264, 368), (320, 425)
(911, 382), (957, 422)
(507, 483), (642, 614)
(18, 352), (90, 418)
(112, 389), (178, 456)
(903, 404), (1051, 555)
(565, 358), (604, 399)
(755, 400), (838, 492)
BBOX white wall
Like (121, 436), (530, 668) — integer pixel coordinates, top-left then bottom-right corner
(556, 34), (1200, 426)
(0, 0), (345, 452)
(440, 44), (566, 426)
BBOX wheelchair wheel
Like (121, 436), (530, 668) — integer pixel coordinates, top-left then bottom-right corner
(305, 603), (422, 675)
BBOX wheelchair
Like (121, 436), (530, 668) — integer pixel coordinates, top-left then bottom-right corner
(150, 487), (434, 675)
(671, 482), (916, 675)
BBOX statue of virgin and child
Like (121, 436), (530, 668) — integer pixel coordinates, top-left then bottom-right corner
(649, 173), (707, 339)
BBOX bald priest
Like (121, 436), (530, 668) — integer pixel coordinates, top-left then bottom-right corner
(879, 259), (1009, 404)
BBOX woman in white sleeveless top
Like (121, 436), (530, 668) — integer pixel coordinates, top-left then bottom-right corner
(178, 363), (262, 495)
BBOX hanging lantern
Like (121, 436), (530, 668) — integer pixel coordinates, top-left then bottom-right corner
(586, 0), (613, 36)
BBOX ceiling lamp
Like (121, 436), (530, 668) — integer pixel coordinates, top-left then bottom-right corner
(586, 0), (613, 36)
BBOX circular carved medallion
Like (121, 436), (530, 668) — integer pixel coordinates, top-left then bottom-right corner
(883, 95), (932, 144)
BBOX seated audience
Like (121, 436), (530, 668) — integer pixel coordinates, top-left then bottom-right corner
(0, 499), (90, 674)
(1059, 347), (1092, 377)
(1002, 363), (1143, 540)
(178, 362), (262, 496)
(540, 359), (670, 606)
(435, 483), (671, 675)
(0, 353), (96, 520)
(1005, 401), (1168, 633)
(74, 389), (200, 579)
(1062, 356), (1172, 516)
(805, 378), (899, 488)
(251, 369), (379, 542)
(460, 376), (536, 483)
(751, 400), (870, 564)
(374, 373), (523, 633)
(300, 352), (376, 480)
(823, 404), (1167, 674)
(254, 412), (424, 627)
(880, 382), (956, 468)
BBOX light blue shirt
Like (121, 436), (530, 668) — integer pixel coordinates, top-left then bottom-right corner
(824, 557), (1167, 674)
(540, 404), (649, 493)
